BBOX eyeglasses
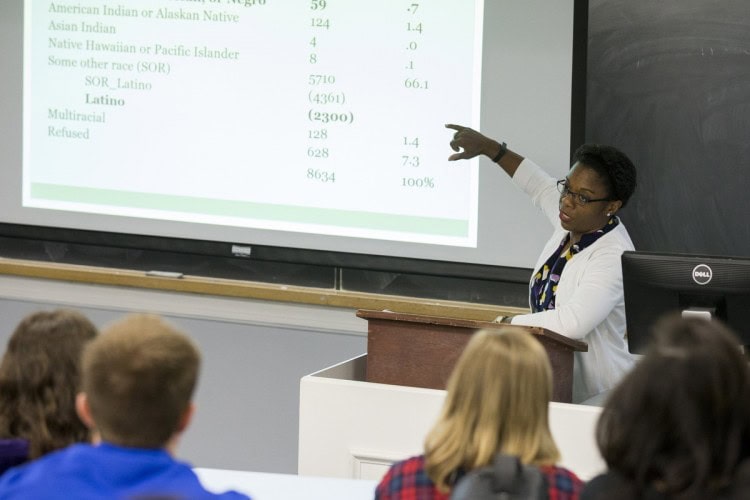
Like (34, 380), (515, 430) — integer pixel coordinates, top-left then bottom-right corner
(556, 180), (613, 206)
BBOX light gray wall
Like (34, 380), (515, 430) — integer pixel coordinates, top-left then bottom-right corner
(0, 294), (366, 473)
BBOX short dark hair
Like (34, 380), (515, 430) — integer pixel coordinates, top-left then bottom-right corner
(0, 309), (98, 458)
(81, 314), (200, 448)
(572, 144), (637, 207)
(596, 315), (750, 498)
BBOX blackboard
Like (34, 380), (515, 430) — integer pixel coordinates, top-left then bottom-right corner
(8, 1), (745, 306)
(587, 0), (750, 256)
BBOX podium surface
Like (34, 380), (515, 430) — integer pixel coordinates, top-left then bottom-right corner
(357, 309), (587, 403)
(298, 355), (605, 481)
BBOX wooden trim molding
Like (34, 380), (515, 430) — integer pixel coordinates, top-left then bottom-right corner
(0, 258), (528, 322)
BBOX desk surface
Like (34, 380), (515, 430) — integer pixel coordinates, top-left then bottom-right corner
(194, 468), (378, 500)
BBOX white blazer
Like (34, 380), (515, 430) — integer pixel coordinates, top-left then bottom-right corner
(508, 159), (636, 403)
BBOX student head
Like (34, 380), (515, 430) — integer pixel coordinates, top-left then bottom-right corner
(596, 315), (750, 498)
(0, 309), (98, 458)
(76, 314), (201, 450)
(424, 327), (559, 492)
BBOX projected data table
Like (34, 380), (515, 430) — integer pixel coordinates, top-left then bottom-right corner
(27, 0), (483, 246)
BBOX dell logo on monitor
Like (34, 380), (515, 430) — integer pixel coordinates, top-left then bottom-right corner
(692, 264), (713, 285)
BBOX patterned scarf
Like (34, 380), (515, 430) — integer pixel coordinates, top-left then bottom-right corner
(530, 217), (620, 312)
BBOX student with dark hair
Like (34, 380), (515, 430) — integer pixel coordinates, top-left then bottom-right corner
(581, 316), (750, 499)
(0, 309), (98, 473)
(0, 313), (248, 499)
(375, 328), (582, 499)
(446, 125), (637, 403)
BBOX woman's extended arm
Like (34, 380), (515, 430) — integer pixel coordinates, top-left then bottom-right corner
(445, 123), (525, 178)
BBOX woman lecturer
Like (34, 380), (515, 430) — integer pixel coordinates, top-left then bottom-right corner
(446, 124), (637, 403)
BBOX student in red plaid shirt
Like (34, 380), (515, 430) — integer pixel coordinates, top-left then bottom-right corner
(375, 328), (582, 499)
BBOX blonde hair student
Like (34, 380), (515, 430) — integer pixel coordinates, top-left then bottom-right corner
(375, 327), (582, 499)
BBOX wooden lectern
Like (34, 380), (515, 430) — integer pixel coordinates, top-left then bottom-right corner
(357, 309), (588, 403)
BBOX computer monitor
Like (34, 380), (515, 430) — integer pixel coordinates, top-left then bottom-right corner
(622, 251), (750, 353)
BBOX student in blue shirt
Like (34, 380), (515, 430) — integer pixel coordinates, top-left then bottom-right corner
(0, 313), (248, 499)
